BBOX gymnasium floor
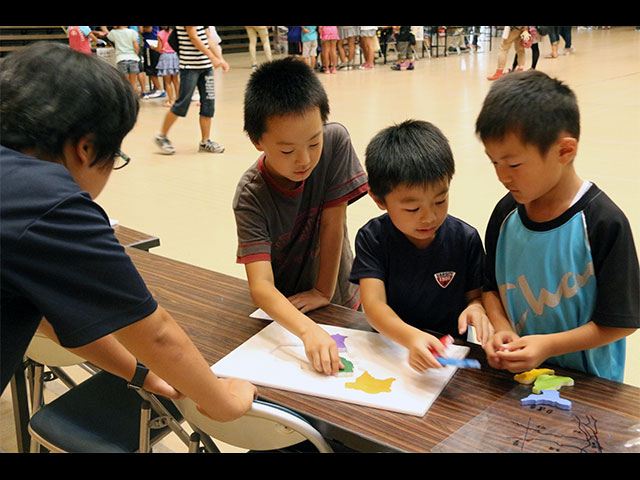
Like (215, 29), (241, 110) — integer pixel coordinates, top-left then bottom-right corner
(1, 26), (638, 453)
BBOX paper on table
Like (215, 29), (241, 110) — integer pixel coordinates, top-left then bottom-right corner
(250, 308), (273, 320)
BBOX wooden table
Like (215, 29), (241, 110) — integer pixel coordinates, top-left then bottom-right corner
(129, 247), (640, 453)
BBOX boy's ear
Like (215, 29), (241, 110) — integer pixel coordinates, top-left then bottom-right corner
(65, 134), (96, 167)
(368, 191), (387, 210)
(251, 138), (264, 152)
(557, 136), (578, 164)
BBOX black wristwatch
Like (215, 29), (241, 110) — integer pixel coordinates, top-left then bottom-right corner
(128, 361), (149, 390)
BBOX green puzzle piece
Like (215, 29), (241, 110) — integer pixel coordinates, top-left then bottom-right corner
(532, 374), (574, 394)
(340, 356), (354, 373)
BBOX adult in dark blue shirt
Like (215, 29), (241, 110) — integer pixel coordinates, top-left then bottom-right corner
(350, 120), (491, 373)
(0, 42), (255, 421)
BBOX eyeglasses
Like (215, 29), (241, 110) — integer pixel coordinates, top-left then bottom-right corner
(113, 150), (131, 170)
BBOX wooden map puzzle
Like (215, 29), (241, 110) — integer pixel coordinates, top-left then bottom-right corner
(211, 320), (470, 416)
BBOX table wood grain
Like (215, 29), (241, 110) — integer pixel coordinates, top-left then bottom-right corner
(128, 247), (640, 453)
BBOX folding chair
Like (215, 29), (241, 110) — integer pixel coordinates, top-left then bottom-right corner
(173, 397), (334, 453)
(25, 335), (190, 453)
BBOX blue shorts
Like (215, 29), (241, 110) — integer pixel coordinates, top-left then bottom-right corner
(171, 67), (215, 118)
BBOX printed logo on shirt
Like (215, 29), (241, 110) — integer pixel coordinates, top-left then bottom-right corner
(434, 271), (456, 288)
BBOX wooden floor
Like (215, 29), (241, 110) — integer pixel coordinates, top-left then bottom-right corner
(2, 26), (639, 453)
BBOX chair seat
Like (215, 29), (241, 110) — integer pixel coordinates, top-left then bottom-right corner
(29, 370), (182, 453)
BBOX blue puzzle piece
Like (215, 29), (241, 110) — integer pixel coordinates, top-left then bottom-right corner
(521, 389), (572, 410)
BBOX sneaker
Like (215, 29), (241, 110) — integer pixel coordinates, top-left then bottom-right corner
(144, 90), (166, 99)
(487, 69), (503, 81)
(199, 140), (225, 153)
(391, 63), (403, 70)
(406, 62), (415, 70)
(154, 134), (175, 154)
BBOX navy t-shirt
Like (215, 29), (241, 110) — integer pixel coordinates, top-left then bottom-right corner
(349, 213), (485, 337)
(1, 146), (158, 392)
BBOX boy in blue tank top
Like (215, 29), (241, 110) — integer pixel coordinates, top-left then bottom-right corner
(476, 71), (639, 382)
(349, 120), (492, 373)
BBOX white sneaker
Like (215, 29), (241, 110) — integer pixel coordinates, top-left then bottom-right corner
(154, 134), (175, 154)
(199, 140), (225, 153)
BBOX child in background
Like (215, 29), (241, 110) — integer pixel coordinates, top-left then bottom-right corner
(234, 58), (369, 376)
(476, 71), (639, 382)
(319, 26), (339, 73)
(301, 26), (318, 70)
(350, 120), (490, 372)
(390, 26), (416, 71)
(287, 26), (302, 59)
(154, 26), (180, 107)
(106, 26), (140, 92)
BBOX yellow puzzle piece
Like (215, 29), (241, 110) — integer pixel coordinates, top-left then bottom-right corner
(345, 371), (395, 394)
(514, 368), (555, 385)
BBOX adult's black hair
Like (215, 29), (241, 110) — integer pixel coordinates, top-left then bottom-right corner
(475, 70), (580, 155)
(365, 119), (455, 200)
(243, 57), (330, 143)
(0, 41), (139, 168)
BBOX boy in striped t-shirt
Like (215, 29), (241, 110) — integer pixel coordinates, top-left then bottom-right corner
(154, 26), (228, 154)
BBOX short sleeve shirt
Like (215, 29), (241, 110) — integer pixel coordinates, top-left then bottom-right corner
(349, 213), (485, 337)
(0, 146), (158, 392)
(484, 185), (640, 381)
(233, 122), (369, 309)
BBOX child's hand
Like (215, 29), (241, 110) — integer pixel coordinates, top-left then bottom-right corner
(494, 334), (549, 373)
(300, 324), (344, 375)
(288, 288), (331, 314)
(485, 330), (520, 370)
(458, 303), (494, 347)
(406, 332), (445, 373)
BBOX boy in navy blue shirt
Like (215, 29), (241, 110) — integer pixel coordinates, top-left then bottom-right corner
(349, 120), (491, 372)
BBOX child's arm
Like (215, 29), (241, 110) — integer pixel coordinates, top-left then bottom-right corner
(360, 277), (445, 372)
(482, 290), (520, 369)
(245, 260), (343, 376)
(289, 202), (346, 313)
(186, 26), (222, 69)
(496, 322), (636, 373)
(205, 27), (229, 72)
(457, 288), (493, 346)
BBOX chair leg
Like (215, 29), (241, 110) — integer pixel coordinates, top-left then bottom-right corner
(139, 400), (151, 453)
(188, 432), (200, 453)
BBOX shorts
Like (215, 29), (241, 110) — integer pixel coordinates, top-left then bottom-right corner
(171, 67), (215, 118)
(302, 40), (318, 57)
(117, 59), (140, 75)
(288, 41), (302, 56)
(143, 47), (160, 76)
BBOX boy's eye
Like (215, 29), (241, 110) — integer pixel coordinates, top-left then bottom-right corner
(281, 150), (294, 155)
(310, 143), (320, 148)
(509, 164), (521, 169)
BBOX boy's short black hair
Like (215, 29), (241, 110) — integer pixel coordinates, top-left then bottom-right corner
(243, 57), (330, 143)
(475, 70), (580, 155)
(0, 42), (139, 169)
(365, 119), (455, 200)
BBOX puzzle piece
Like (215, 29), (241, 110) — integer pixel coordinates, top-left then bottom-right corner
(336, 356), (355, 377)
(532, 374), (574, 394)
(513, 368), (555, 384)
(521, 389), (572, 410)
(331, 333), (348, 353)
(345, 371), (395, 394)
